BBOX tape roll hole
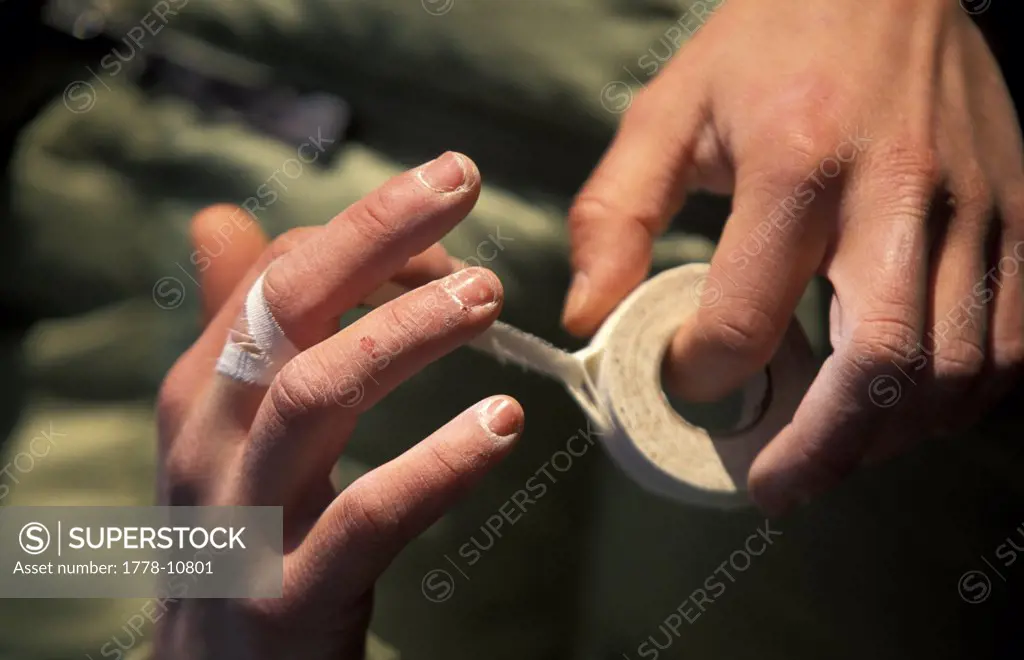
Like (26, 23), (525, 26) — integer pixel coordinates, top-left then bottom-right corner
(660, 367), (771, 435)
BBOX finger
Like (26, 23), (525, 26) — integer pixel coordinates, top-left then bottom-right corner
(158, 228), (320, 443)
(662, 148), (833, 402)
(159, 230), (443, 466)
(960, 28), (1024, 407)
(886, 50), (994, 440)
(184, 227), (321, 378)
(563, 75), (709, 337)
(287, 395), (523, 605)
(905, 168), (991, 439)
(208, 153), (479, 423)
(190, 205), (269, 326)
(747, 169), (932, 515)
(979, 202), (1024, 401)
(187, 236), (450, 425)
(238, 267), (503, 506)
(264, 152), (480, 350)
(153, 226), (315, 437)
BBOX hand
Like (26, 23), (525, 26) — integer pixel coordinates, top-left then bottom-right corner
(156, 154), (524, 659)
(563, 0), (1024, 514)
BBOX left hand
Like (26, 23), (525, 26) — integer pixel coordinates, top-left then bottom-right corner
(156, 154), (524, 659)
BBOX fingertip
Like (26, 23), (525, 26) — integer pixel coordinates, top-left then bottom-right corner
(475, 395), (524, 445)
(190, 204), (267, 249)
(560, 263), (647, 337)
(747, 454), (803, 518)
(440, 266), (504, 315)
(452, 152), (481, 189)
(746, 369), (859, 516)
(561, 271), (600, 336)
(415, 151), (480, 195)
(190, 204), (269, 269)
(563, 197), (654, 336)
(190, 204), (269, 323)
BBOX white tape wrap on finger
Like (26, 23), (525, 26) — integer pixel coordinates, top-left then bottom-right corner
(215, 271), (299, 386)
(469, 263), (817, 508)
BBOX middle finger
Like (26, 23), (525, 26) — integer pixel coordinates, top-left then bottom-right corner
(236, 267), (503, 507)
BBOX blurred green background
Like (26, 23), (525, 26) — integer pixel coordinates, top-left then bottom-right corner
(1, 1), (1023, 658)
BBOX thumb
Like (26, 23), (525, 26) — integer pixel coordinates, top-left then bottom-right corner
(563, 79), (718, 337)
(189, 204), (269, 326)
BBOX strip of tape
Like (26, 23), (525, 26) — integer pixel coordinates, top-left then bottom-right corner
(216, 271), (299, 386)
(215, 263), (815, 508)
(469, 263), (817, 508)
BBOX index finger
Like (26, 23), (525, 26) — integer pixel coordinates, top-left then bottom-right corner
(264, 151), (480, 350)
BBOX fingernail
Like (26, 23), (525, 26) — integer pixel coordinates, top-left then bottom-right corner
(417, 152), (468, 193)
(442, 268), (499, 309)
(562, 271), (590, 325)
(478, 397), (523, 443)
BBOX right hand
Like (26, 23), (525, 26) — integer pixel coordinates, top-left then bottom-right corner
(563, 0), (1024, 514)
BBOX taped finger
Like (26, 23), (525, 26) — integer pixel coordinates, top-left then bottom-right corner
(237, 267), (504, 507)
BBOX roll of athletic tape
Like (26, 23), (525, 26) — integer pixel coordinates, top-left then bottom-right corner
(468, 262), (817, 508)
(585, 263), (816, 507)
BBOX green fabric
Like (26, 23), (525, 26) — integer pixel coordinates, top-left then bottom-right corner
(2, 1), (1022, 659)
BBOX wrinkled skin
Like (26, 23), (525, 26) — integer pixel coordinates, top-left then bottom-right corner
(564, 0), (1024, 514)
(155, 154), (524, 659)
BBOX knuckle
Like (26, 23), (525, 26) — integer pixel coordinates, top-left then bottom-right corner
(384, 297), (435, 346)
(870, 140), (942, 203)
(259, 229), (320, 315)
(776, 124), (837, 173)
(268, 361), (322, 424)
(745, 134), (841, 197)
(261, 263), (295, 322)
(348, 188), (400, 242)
(755, 85), (841, 159)
(933, 336), (986, 379)
(570, 191), (663, 237)
(339, 479), (407, 544)
(1001, 185), (1024, 232)
(847, 315), (919, 369)
(828, 349), (897, 404)
(425, 436), (477, 479)
(954, 167), (993, 217)
(705, 303), (780, 365)
(268, 227), (312, 260)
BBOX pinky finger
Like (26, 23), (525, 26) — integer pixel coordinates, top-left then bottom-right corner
(287, 396), (524, 604)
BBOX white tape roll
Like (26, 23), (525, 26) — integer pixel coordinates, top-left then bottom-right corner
(469, 263), (817, 508)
